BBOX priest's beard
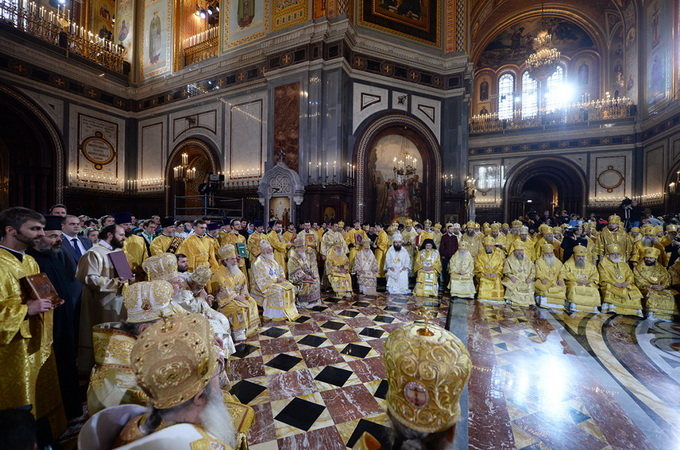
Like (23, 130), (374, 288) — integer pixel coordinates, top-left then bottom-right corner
(642, 236), (656, 247)
(111, 236), (125, 249)
(16, 230), (42, 248)
(514, 254), (525, 261)
(543, 255), (556, 266)
(485, 247), (493, 254)
(511, 229), (519, 236)
(467, 231), (475, 237)
(545, 236), (554, 242)
(263, 252), (275, 262)
(644, 260), (656, 266)
(227, 263), (241, 276)
(199, 383), (236, 448)
(575, 258), (586, 268)
(36, 239), (61, 254)
(608, 255), (622, 263)
(393, 244), (402, 251)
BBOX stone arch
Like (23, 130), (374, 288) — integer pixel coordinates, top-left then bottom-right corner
(353, 112), (442, 223)
(0, 84), (65, 211)
(165, 137), (222, 216)
(504, 156), (587, 221)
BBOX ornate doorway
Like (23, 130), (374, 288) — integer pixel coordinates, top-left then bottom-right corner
(354, 113), (442, 224)
(0, 85), (64, 212)
(504, 157), (587, 221)
(165, 138), (220, 217)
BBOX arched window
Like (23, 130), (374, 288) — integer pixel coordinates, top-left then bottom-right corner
(521, 72), (538, 118)
(544, 66), (564, 112)
(498, 74), (515, 120)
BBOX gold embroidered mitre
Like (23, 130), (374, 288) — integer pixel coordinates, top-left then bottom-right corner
(143, 253), (179, 281)
(190, 265), (212, 287)
(123, 280), (175, 323)
(131, 314), (218, 410)
(218, 244), (237, 261)
(384, 322), (471, 434)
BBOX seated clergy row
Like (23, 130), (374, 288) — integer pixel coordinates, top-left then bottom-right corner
(449, 236), (679, 319)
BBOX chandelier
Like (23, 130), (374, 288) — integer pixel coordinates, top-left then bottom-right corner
(526, 29), (560, 83)
(173, 153), (197, 181)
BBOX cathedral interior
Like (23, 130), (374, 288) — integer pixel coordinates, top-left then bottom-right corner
(1, 0), (680, 448)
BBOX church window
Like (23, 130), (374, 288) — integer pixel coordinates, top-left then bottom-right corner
(498, 74), (515, 120)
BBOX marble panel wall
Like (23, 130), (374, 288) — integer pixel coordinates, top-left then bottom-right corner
(274, 82), (300, 171)
(353, 83), (388, 133)
(590, 153), (632, 204)
(227, 97), (266, 179)
(138, 117), (167, 190)
(412, 95), (441, 143)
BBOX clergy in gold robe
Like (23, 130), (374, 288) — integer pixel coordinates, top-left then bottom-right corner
(448, 242), (476, 298)
(460, 223), (482, 257)
(474, 236), (505, 301)
(326, 242), (353, 297)
(113, 212), (149, 281)
(413, 239), (442, 297)
(634, 247), (679, 321)
(560, 245), (601, 312)
(599, 243), (643, 316)
(0, 207), (66, 440)
(374, 224), (389, 278)
(209, 245), (260, 341)
(176, 220), (220, 272)
(534, 243), (566, 309)
(251, 239), (299, 321)
(346, 221), (368, 269)
(218, 226), (248, 282)
(352, 239), (379, 295)
(247, 221), (264, 261)
(87, 280), (177, 415)
(488, 223), (508, 253)
(533, 224), (562, 261)
(432, 223), (443, 248)
(266, 221), (292, 277)
(320, 222), (348, 258)
(508, 226), (536, 261)
(401, 219), (418, 271)
(287, 235), (322, 307)
(630, 227), (668, 267)
(596, 215), (633, 260)
(149, 218), (183, 256)
(502, 241), (535, 306)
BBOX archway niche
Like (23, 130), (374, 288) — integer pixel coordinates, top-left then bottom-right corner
(504, 157), (587, 222)
(0, 84), (64, 212)
(165, 138), (221, 217)
(354, 113), (442, 224)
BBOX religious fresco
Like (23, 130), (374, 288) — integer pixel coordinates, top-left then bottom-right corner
(90, 0), (115, 41)
(645, 0), (672, 111)
(142, 0), (171, 79)
(115, 0), (134, 63)
(369, 134), (424, 224)
(224, 0), (268, 50)
(273, 83), (300, 172)
(478, 18), (594, 69)
(359, 0), (440, 46)
(270, 197), (291, 226)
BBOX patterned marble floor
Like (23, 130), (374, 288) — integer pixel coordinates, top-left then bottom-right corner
(229, 293), (680, 450)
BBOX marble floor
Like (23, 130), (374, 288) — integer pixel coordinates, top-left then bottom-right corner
(229, 293), (680, 450)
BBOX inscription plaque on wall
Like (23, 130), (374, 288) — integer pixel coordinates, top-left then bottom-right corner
(77, 114), (120, 187)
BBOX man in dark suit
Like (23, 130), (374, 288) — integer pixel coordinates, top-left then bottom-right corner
(61, 214), (92, 341)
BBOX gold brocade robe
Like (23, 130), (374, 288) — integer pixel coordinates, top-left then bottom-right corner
(448, 252), (476, 298)
(559, 258), (601, 309)
(287, 248), (321, 306)
(320, 230), (348, 257)
(123, 234), (149, 278)
(432, 230), (442, 248)
(266, 231), (291, 277)
(87, 323), (144, 415)
(634, 262), (679, 319)
(502, 256), (535, 305)
(533, 237), (562, 261)
(460, 233), (482, 257)
(325, 251), (353, 297)
(413, 249), (442, 297)
(247, 231), (263, 261)
(534, 257), (566, 303)
(474, 249), (505, 301)
(413, 231), (434, 249)
(251, 256), (299, 321)
(176, 234), (219, 272)
(346, 228), (368, 268)
(352, 249), (379, 294)
(401, 227), (417, 271)
(597, 228), (633, 258)
(489, 233), (508, 253)
(149, 234), (184, 256)
(374, 230), (389, 277)
(630, 240), (669, 267)
(0, 249), (65, 438)
(220, 231), (248, 279)
(209, 267), (260, 340)
(598, 257), (643, 314)
(508, 237), (536, 261)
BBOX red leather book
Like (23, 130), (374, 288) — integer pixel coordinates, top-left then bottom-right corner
(20, 273), (62, 306)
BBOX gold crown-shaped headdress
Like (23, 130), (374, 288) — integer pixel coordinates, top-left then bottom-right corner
(131, 313), (217, 410)
(218, 244), (236, 261)
(385, 322), (471, 434)
(143, 253), (179, 281)
(123, 280), (176, 323)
